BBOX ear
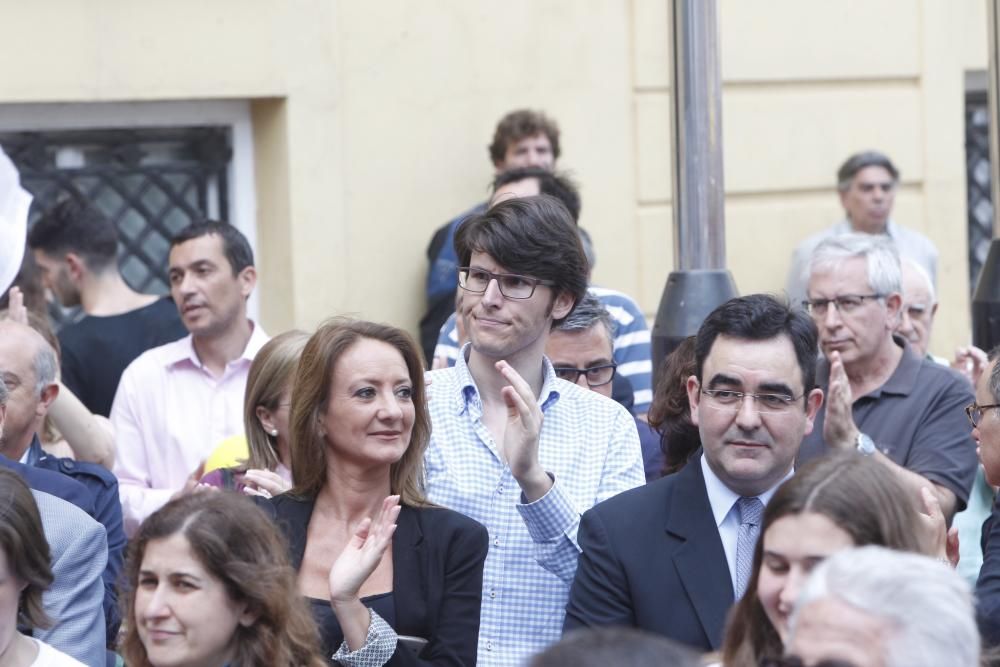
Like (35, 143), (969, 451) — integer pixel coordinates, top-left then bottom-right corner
(237, 602), (259, 628)
(838, 189), (850, 211)
(37, 383), (59, 416)
(64, 253), (86, 281)
(0, 403), (6, 436)
(255, 405), (275, 434)
(931, 302), (939, 318)
(686, 375), (701, 426)
(237, 266), (257, 300)
(550, 291), (575, 322)
(883, 292), (902, 327)
(801, 387), (825, 436)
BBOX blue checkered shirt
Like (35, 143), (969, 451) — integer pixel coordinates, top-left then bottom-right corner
(425, 348), (645, 666)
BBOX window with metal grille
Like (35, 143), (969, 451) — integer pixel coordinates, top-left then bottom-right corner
(0, 126), (232, 296)
(966, 91), (993, 293)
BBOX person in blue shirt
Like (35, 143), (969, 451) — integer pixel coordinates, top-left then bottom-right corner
(424, 194), (644, 666)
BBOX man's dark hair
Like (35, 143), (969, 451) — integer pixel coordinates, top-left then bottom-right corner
(492, 167), (581, 222)
(27, 199), (118, 271)
(488, 109), (561, 166)
(695, 294), (819, 395)
(530, 627), (700, 667)
(170, 221), (254, 274)
(837, 151), (899, 191)
(455, 195), (588, 327)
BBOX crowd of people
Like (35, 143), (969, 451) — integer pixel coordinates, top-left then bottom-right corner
(0, 108), (995, 667)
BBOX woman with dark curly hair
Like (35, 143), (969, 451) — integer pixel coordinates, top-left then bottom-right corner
(646, 336), (701, 477)
(120, 492), (325, 667)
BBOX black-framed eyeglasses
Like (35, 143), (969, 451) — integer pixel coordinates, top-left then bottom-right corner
(701, 388), (804, 414)
(801, 294), (883, 317)
(966, 402), (1000, 427)
(457, 267), (554, 300)
(553, 363), (617, 388)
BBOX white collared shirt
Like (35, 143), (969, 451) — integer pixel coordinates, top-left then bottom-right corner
(700, 454), (792, 595)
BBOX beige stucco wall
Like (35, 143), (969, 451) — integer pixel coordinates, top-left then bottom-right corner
(0, 0), (989, 359)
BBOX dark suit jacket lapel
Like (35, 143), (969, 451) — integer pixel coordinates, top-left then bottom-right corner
(665, 460), (734, 648)
(392, 506), (427, 635)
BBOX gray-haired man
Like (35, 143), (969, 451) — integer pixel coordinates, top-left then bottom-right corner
(797, 233), (975, 520)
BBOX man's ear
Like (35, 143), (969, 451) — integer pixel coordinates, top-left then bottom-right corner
(37, 383), (59, 416)
(686, 375), (701, 426)
(551, 291), (574, 322)
(237, 266), (257, 300)
(884, 292), (902, 329)
(64, 253), (86, 282)
(802, 387), (825, 436)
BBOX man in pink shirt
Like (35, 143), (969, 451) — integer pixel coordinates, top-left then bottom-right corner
(111, 221), (267, 534)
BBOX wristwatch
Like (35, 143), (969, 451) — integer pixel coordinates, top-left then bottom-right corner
(855, 432), (876, 457)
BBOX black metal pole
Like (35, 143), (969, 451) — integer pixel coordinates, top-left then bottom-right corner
(651, 0), (737, 383)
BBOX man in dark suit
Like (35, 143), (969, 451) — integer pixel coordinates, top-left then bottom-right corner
(0, 378), (108, 666)
(564, 294), (824, 651)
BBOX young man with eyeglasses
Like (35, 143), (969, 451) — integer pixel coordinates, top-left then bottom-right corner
(545, 293), (664, 481)
(564, 294), (823, 651)
(424, 194), (644, 667)
(796, 233), (975, 522)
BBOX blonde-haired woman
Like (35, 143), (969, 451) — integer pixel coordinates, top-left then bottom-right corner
(262, 318), (488, 665)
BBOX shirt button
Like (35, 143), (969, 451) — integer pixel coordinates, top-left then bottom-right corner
(490, 589), (496, 599)
(497, 484), (504, 493)
(493, 537), (500, 547)
(486, 641), (493, 651)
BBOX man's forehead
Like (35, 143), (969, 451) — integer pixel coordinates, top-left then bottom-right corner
(852, 165), (895, 186)
(808, 258), (870, 295)
(168, 234), (226, 269)
(469, 251), (520, 274)
(978, 359), (999, 398)
(547, 325), (613, 358)
(702, 334), (802, 386)
(490, 177), (541, 206)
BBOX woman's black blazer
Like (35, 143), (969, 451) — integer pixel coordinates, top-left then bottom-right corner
(262, 494), (488, 666)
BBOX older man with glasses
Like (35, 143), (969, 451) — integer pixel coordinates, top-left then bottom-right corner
(796, 233), (976, 522)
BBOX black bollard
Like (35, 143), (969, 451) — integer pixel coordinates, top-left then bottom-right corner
(651, 269), (738, 385)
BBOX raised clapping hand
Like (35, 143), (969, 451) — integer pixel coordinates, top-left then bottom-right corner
(496, 360), (550, 502)
(917, 486), (960, 567)
(6, 286), (28, 325)
(822, 351), (859, 451)
(241, 469), (291, 499)
(952, 346), (988, 387)
(328, 495), (401, 605)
